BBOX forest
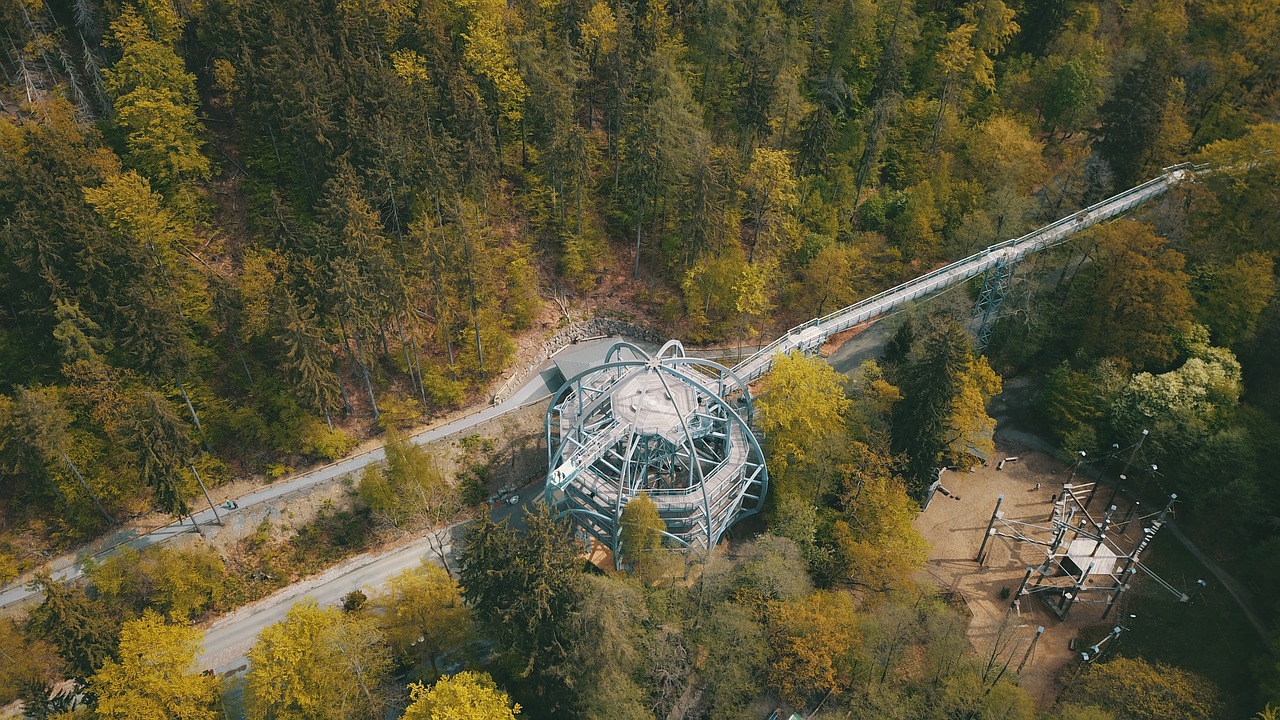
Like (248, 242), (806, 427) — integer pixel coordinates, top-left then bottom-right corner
(0, 0), (1278, 714)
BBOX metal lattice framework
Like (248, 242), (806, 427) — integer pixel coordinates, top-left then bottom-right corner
(975, 436), (1190, 622)
(544, 340), (768, 558)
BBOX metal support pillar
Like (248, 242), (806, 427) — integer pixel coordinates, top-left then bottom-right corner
(1012, 565), (1036, 609)
(978, 495), (1004, 565)
(192, 464), (222, 526)
(1016, 626), (1045, 674)
(1060, 561), (1095, 620)
(976, 256), (1017, 351)
(1105, 430), (1149, 510)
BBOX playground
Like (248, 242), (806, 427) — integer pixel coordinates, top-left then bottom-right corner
(913, 438), (1147, 703)
(914, 427), (1268, 717)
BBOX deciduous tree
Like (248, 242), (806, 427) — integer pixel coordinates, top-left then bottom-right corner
(244, 599), (391, 720)
(755, 351), (851, 476)
(401, 671), (520, 720)
(369, 562), (470, 672)
(766, 590), (859, 705)
(91, 611), (218, 720)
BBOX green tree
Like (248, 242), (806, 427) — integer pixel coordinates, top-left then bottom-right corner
(0, 386), (113, 525)
(623, 40), (707, 276)
(1191, 253), (1276, 347)
(359, 434), (456, 532)
(457, 512), (583, 713)
(697, 601), (769, 720)
(618, 492), (667, 580)
(0, 619), (61, 706)
(796, 243), (867, 316)
(401, 671), (520, 720)
(25, 573), (122, 682)
(91, 611), (218, 720)
(892, 320), (1000, 499)
(1096, 56), (1177, 187)
(125, 390), (199, 525)
(276, 290), (342, 430)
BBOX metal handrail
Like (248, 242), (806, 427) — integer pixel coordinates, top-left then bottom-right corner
(732, 165), (1197, 382)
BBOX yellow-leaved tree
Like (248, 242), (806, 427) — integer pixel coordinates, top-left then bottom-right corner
(766, 590), (860, 705)
(244, 599), (391, 720)
(369, 562), (471, 673)
(91, 611), (218, 720)
(945, 352), (1002, 470)
(756, 351), (851, 478)
(401, 671), (521, 720)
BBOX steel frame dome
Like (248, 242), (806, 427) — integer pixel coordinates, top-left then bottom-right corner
(544, 340), (768, 557)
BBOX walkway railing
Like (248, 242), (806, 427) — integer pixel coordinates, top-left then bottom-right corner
(733, 163), (1204, 383)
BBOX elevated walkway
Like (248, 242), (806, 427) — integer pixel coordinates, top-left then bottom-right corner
(733, 164), (1203, 382)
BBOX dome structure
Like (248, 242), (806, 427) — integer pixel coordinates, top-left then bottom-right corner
(544, 340), (768, 556)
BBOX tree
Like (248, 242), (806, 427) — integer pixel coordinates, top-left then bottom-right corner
(766, 590), (860, 705)
(103, 6), (210, 194)
(740, 147), (801, 264)
(0, 385), (113, 525)
(1079, 220), (1195, 370)
(244, 599), (391, 720)
(401, 671), (520, 720)
(797, 243), (867, 317)
(828, 474), (927, 590)
(697, 601), (769, 720)
(85, 545), (226, 622)
(618, 492), (667, 580)
(1096, 56), (1177, 187)
(369, 562), (470, 672)
(1066, 657), (1220, 720)
(275, 290), (342, 429)
(729, 534), (813, 613)
(566, 575), (650, 720)
(891, 320), (999, 499)
(125, 390), (199, 525)
(359, 433), (456, 531)
(1191, 252), (1275, 347)
(623, 40), (707, 276)
(91, 611), (218, 720)
(0, 619), (61, 706)
(359, 433), (460, 570)
(456, 511), (583, 712)
(930, 0), (1019, 149)
(25, 573), (121, 682)
(755, 352), (851, 476)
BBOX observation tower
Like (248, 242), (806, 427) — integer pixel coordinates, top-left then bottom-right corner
(544, 340), (768, 558)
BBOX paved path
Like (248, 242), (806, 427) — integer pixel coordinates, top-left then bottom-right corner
(0, 338), (622, 609)
(200, 474), (539, 678)
(199, 526), (458, 676)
